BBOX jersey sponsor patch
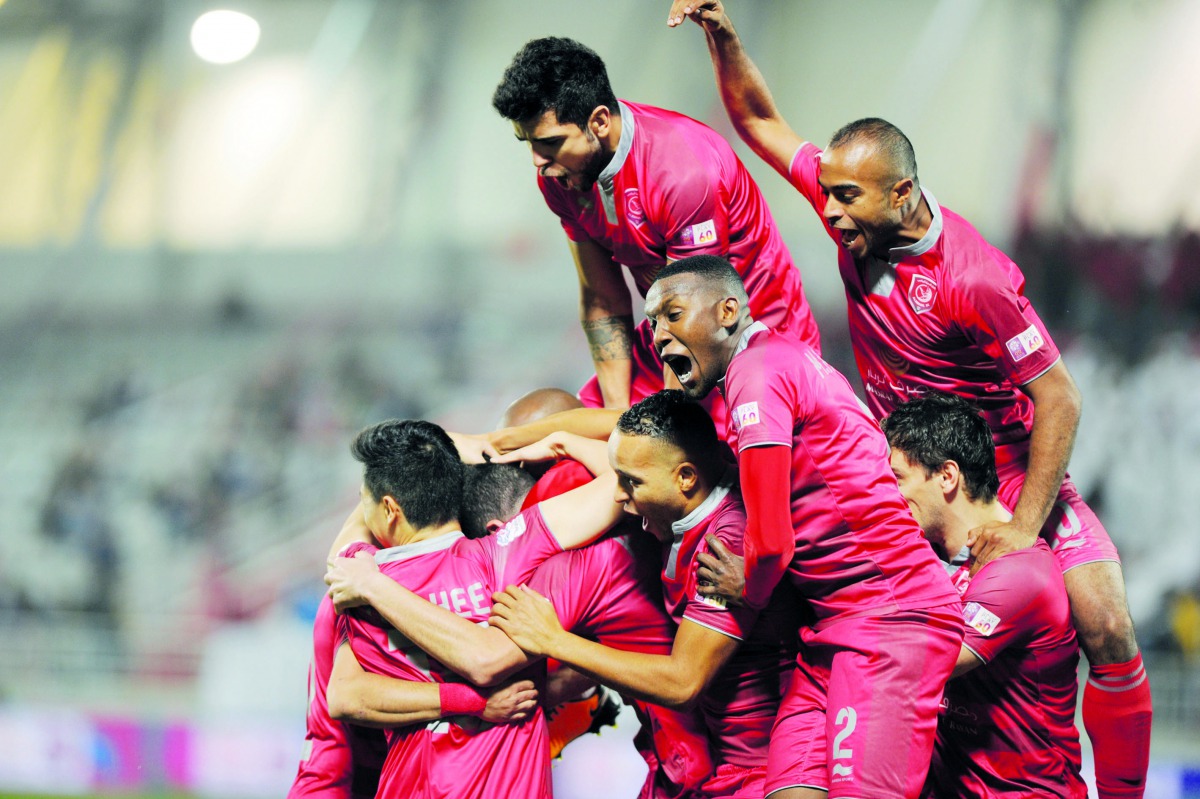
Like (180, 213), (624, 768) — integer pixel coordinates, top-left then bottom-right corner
(694, 591), (727, 609)
(732, 401), (760, 430)
(624, 189), (645, 227)
(677, 219), (717, 246)
(1005, 324), (1046, 363)
(907, 274), (938, 314)
(963, 601), (1001, 637)
(495, 515), (528, 547)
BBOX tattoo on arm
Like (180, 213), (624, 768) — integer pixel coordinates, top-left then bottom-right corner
(583, 316), (635, 362)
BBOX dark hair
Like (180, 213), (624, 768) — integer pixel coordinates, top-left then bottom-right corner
(880, 393), (999, 502)
(460, 463), (536, 540)
(828, 117), (919, 188)
(651, 255), (748, 303)
(492, 37), (620, 128)
(351, 420), (464, 528)
(616, 390), (721, 472)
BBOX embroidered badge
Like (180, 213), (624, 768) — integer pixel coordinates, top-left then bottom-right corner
(624, 189), (644, 227)
(733, 401), (760, 430)
(963, 601), (1001, 636)
(907, 274), (938, 314)
(1004, 324), (1045, 363)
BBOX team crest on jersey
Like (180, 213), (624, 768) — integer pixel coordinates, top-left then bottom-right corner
(963, 601), (1001, 636)
(732, 401), (760, 430)
(1005, 324), (1045, 363)
(495, 515), (528, 547)
(907, 274), (938, 314)
(677, 219), (717, 246)
(624, 189), (645, 227)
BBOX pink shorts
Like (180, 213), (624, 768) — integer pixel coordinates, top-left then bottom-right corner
(767, 606), (963, 799)
(577, 319), (729, 434)
(700, 763), (767, 799)
(997, 472), (1120, 573)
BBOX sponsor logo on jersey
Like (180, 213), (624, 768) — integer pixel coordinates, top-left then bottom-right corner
(496, 515), (528, 547)
(624, 188), (644, 227)
(694, 591), (727, 609)
(678, 219), (717, 246)
(879, 347), (911, 376)
(732, 401), (760, 430)
(907, 273), (938, 314)
(963, 601), (1001, 636)
(1005, 324), (1045, 363)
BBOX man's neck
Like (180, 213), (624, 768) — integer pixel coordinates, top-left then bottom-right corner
(887, 192), (933, 252)
(394, 520), (462, 548)
(940, 499), (1011, 558)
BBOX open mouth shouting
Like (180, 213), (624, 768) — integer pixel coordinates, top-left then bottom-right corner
(662, 353), (696, 389)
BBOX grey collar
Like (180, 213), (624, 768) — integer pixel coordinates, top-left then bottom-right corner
(887, 187), (942, 263)
(596, 100), (635, 224)
(375, 531), (465, 564)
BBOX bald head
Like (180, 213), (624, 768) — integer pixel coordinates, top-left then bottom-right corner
(828, 117), (918, 190)
(498, 387), (583, 429)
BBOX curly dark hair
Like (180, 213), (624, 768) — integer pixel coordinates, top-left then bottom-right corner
(493, 37), (619, 128)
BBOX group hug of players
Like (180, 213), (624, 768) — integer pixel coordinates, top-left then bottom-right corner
(287, 3), (1153, 798)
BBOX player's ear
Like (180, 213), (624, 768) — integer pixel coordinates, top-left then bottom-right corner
(588, 105), (613, 137)
(485, 518), (504, 534)
(938, 460), (960, 498)
(675, 462), (698, 493)
(891, 176), (914, 210)
(718, 296), (741, 329)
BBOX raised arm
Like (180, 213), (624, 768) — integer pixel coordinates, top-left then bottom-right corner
(327, 643), (537, 727)
(487, 407), (622, 456)
(573, 238), (636, 410)
(490, 585), (739, 710)
(968, 360), (1081, 570)
(668, 0), (805, 178)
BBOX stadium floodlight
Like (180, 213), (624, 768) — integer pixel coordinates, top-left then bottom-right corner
(190, 9), (261, 65)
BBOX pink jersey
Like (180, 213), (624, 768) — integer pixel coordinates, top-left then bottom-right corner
(788, 142), (1060, 475)
(655, 474), (800, 770)
(531, 527), (716, 799)
(339, 505), (566, 799)
(287, 595), (387, 799)
(541, 100), (819, 348)
(928, 540), (1084, 798)
(723, 323), (959, 627)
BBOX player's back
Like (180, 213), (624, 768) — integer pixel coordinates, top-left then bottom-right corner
(724, 326), (958, 626)
(341, 528), (554, 799)
(930, 541), (1084, 798)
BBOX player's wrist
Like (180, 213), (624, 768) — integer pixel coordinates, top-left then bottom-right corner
(439, 682), (488, 717)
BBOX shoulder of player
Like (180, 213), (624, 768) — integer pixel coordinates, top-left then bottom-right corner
(968, 546), (1061, 600)
(932, 208), (1020, 286)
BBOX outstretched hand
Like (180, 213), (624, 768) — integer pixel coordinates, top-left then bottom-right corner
(325, 550), (382, 612)
(449, 432), (500, 465)
(490, 432), (569, 467)
(481, 678), (539, 725)
(965, 520), (1038, 576)
(489, 584), (563, 657)
(695, 533), (746, 606)
(667, 0), (727, 30)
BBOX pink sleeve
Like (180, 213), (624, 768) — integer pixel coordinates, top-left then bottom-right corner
(475, 505), (566, 590)
(726, 344), (802, 451)
(652, 158), (730, 261)
(538, 175), (590, 243)
(959, 555), (1043, 663)
(787, 142), (838, 243)
(950, 257), (1061, 386)
(681, 513), (759, 638)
